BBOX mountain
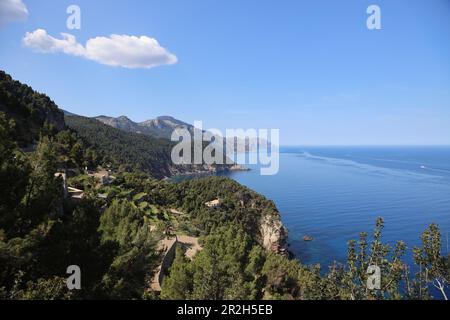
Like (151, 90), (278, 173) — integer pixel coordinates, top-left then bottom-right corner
(65, 115), (235, 179)
(65, 115), (176, 178)
(0, 71), (234, 179)
(0, 70), (244, 179)
(140, 116), (193, 138)
(0, 70), (65, 146)
(94, 114), (269, 152)
(94, 115), (193, 139)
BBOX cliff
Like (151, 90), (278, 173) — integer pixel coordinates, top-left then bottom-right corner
(259, 211), (288, 254)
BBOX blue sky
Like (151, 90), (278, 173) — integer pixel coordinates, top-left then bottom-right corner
(0, 0), (449, 145)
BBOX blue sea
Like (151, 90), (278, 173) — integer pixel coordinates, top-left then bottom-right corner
(219, 146), (450, 270)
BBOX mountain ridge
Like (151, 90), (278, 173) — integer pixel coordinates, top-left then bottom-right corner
(94, 114), (192, 139)
(93, 113), (269, 152)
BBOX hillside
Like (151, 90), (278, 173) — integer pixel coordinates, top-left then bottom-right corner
(0, 70), (65, 146)
(0, 71), (235, 179)
(65, 115), (176, 178)
(65, 115), (235, 179)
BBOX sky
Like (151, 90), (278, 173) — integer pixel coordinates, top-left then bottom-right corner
(0, 0), (449, 145)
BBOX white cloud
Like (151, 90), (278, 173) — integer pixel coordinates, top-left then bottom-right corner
(85, 35), (177, 68)
(23, 29), (85, 56)
(23, 29), (178, 69)
(0, 0), (28, 26)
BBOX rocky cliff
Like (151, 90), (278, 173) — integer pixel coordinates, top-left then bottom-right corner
(259, 213), (288, 254)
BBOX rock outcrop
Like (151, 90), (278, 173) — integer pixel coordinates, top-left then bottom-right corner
(259, 213), (287, 254)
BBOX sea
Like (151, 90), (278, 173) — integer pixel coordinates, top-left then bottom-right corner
(218, 146), (450, 271)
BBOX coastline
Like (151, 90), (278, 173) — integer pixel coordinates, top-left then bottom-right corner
(167, 163), (250, 181)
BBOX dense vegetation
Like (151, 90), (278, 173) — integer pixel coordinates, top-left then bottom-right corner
(65, 115), (175, 178)
(0, 110), (285, 299)
(0, 71), (65, 146)
(0, 71), (449, 300)
(0, 114), (161, 299)
(65, 115), (233, 179)
(161, 216), (450, 300)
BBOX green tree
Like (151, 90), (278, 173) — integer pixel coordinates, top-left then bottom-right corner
(161, 224), (255, 300)
(261, 252), (301, 299)
(11, 276), (71, 300)
(19, 136), (63, 235)
(0, 114), (30, 233)
(414, 224), (450, 300)
(99, 199), (159, 299)
(161, 248), (193, 300)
